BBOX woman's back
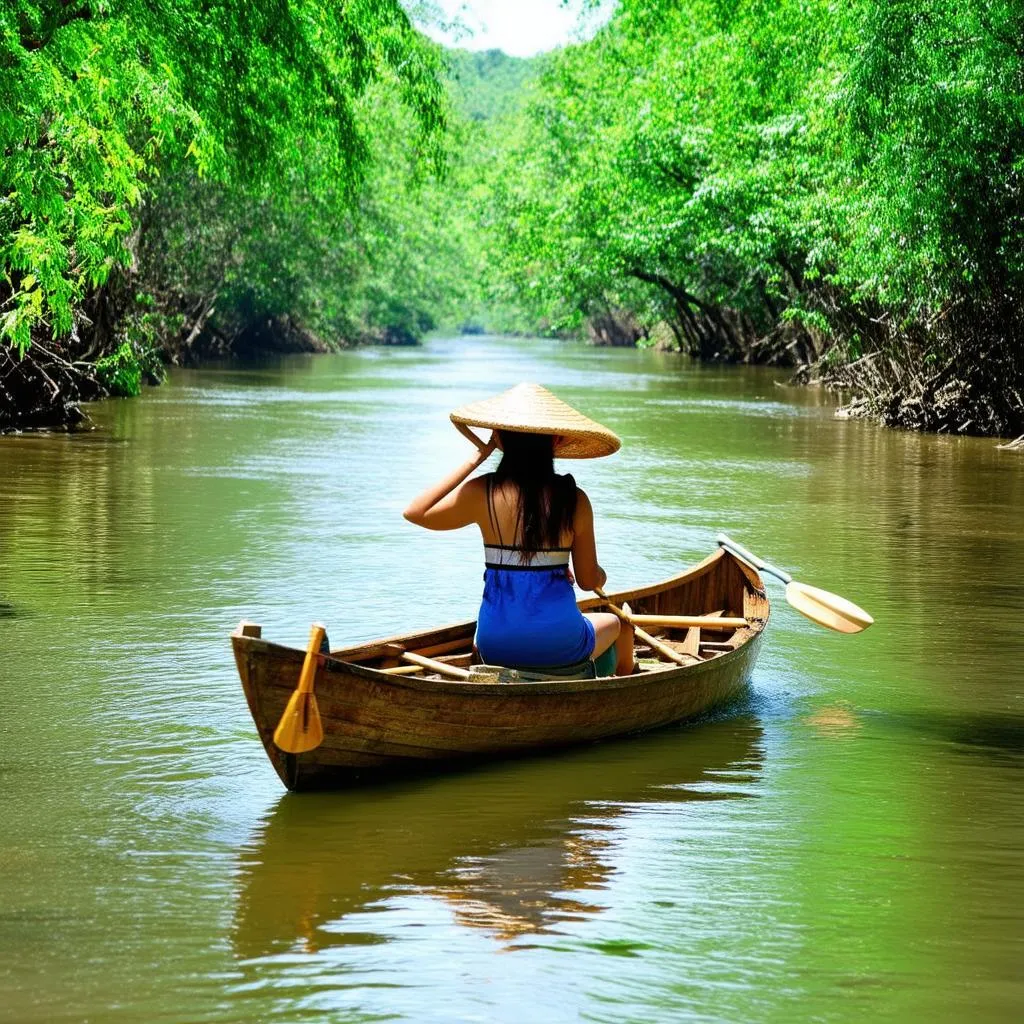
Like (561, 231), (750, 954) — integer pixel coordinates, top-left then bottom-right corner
(481, 474), (576, 553)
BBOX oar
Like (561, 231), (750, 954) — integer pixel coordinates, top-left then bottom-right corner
(716, 534), (873, 634)
(594, 587), (692, 667)
(273, 623), (326, 753)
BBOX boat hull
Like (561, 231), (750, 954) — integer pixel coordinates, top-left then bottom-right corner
(232, 548), (768, 790)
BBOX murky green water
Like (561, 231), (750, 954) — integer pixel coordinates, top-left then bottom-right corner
(1, 336), (1022, 1023)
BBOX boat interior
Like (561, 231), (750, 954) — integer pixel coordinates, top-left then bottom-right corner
(325, 551), (768, 683)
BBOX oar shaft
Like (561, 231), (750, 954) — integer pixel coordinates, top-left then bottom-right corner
(401, 650), (471, 680)
(380, 663), (427, 676)
(297, 623), (327, 693)
(716, 533), (873, 633)
(716, 533), (792, 584)
(630, 622), (690, 666)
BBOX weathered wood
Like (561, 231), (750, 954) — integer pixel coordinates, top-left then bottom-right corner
(414, 637), (474, 658)
(600, 595), (691, 667)
(437, 653), (473, 667)
(680, 627), (701, 658)
(330, 622), (476, 662)
(634, 626), (691, 666)
(230, 548), (770, 791)
(660, 639), (702, 664)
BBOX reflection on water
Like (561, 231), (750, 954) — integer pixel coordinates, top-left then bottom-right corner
(1, 336), (1023, 1022)
(234, 719), (763, 961)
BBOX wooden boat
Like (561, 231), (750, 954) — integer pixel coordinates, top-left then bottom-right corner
(231, 547), (769, 790)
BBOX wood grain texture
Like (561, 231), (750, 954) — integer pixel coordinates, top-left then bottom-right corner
(231, 548), (769, 790)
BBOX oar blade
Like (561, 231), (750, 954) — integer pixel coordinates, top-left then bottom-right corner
(273, 691), (324, 753)
(785, 581), (874, 634)
(273, 623), (327, 753)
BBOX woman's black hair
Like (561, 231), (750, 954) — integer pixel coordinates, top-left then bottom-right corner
(493, 430), (577, 558)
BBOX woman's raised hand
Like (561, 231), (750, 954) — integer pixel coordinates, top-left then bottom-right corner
(454, 421), (498, 460)
(475, 431), (498, 461)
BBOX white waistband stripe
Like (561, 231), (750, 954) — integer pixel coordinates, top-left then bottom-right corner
(484, 546), (571, 567)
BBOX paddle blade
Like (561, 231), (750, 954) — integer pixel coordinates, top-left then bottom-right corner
(785, 581), (874, 634)
(273, 690), (324, 753)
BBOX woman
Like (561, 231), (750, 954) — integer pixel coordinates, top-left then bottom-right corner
(403, 386), (634, 676)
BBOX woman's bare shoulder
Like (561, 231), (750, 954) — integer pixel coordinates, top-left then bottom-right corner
(572, 484), (593, 525)
(463, 473), (489, 498)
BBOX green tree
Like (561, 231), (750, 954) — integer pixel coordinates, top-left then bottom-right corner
(479, 0), (1024, 433)
(1, 1), (450, 428)
(1, 0), (445, 352)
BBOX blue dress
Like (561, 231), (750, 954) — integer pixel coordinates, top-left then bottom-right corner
(474, 478), (596, 668)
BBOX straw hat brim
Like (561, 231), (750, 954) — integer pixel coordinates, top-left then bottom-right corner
(450, 383), (621, 460)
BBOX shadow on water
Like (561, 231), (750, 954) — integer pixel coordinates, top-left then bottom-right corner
(232, 715), (765, 958)
(876, 709), (1024, 764)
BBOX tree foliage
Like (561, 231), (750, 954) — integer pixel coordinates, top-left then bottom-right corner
(446, 48), (539, 122)
(4, 1), (1022, 437)
(480, 0), (1024, 433)
(0, 0), (446, 356)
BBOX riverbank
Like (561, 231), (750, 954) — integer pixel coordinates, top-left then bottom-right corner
(0, 313), (425, 433)
(619, 298), (1024, 440)
(6, 320), (1024, 446)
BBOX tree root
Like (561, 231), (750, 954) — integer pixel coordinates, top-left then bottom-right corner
(803, 301), (1024, 438)
(0, 344), (105, 433)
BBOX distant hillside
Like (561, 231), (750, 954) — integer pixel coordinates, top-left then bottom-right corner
(446, 48), (539, 121)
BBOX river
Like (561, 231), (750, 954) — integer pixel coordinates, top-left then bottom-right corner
(1, 335), (1022, 1022)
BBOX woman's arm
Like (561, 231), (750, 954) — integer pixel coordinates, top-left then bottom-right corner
(570, 488), (607, 591)
(403, 434), (496, 531)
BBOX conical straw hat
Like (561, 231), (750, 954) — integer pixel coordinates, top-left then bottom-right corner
(450, 383), (621, 459)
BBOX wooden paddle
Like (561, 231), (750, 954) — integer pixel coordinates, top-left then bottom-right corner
(717, 534), (873, 634)
(273, 623), (326, 753)
(594, 588), (692, 667)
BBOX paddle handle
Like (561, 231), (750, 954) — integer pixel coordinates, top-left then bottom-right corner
(716, 533), (792, 585)
(298, 623), (327, 694)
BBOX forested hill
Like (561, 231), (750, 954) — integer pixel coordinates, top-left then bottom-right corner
(446, 49), (538, 121)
